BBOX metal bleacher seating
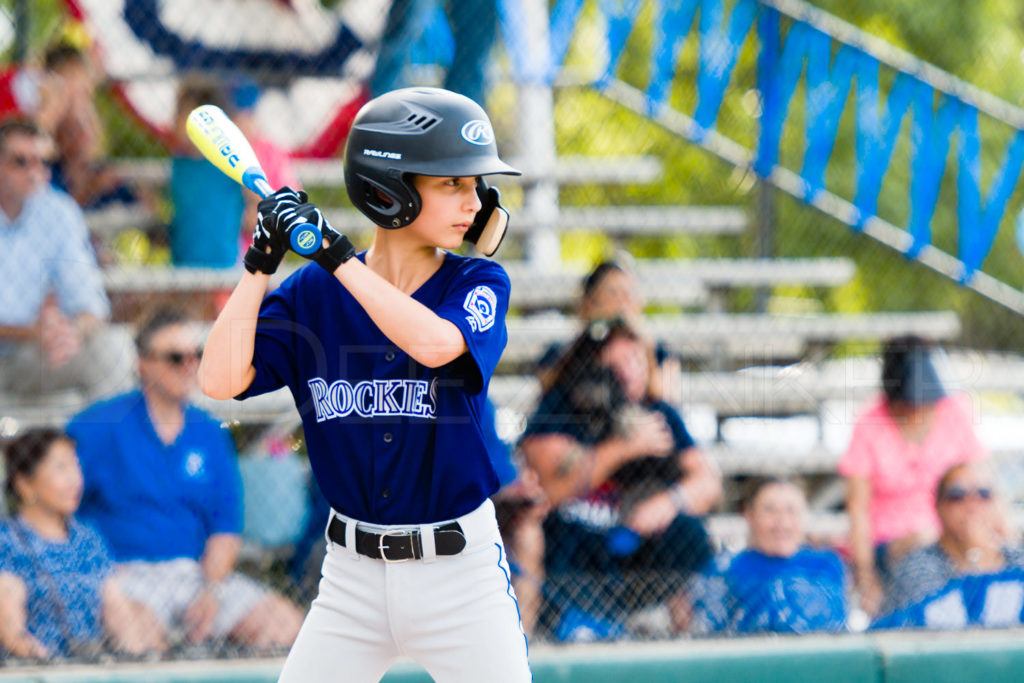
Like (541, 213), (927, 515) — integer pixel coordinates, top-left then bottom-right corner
(20, 147), (1024, 543)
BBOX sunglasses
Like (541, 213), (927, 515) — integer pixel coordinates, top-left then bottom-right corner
(147, 348), (203, 366)
(940, 486), (993, 503)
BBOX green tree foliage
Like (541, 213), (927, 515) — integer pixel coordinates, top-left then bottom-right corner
(555, 0), (1024, 348)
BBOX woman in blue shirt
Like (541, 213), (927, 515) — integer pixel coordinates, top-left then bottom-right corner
(0, 428), (165, 658)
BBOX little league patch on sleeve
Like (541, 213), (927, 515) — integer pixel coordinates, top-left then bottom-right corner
(463, 286), (497, 332)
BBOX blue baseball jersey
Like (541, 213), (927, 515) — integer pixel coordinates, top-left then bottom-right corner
(67, 390), (244, 562)
(239, 252), (509, 525)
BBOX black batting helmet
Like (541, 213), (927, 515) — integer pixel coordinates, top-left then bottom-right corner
(343, 87), (521, 231)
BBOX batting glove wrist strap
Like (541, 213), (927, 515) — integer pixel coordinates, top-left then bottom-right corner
(316, 234), (356, 274)
(243, 246), (281, 274)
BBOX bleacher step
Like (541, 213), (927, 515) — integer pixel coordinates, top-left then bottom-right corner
(501, 310), (961, 364)
(107, 154), (664, 189)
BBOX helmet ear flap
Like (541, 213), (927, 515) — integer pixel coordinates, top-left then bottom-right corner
(464, 179), (509, 257)
(354, 173), (421, 228)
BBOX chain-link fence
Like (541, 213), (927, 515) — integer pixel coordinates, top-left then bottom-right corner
(2, 0), (1024, 667)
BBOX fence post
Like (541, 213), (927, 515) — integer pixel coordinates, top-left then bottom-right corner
(519, 0), (560, 270)
(754, 180), (776, 312)
(13, 0), (29, 62)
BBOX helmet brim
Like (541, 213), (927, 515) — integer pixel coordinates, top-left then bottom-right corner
(400, 155), (522, 178)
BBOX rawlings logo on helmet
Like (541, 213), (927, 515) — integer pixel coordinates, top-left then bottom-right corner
(461, 120), (494, 146)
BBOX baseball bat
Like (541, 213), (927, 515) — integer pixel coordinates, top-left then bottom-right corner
(186, 104), (321, 255)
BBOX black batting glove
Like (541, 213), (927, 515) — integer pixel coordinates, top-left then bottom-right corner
(243, 186), (307, 274)
(291, 203), (356, 274)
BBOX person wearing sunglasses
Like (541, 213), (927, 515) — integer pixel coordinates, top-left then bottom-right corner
(0, 117), (133, 400)
(64, 307), (304, 652)
(882, 460), (1021, 616)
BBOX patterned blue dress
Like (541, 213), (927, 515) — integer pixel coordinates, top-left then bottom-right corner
(0, 517), (112, 655)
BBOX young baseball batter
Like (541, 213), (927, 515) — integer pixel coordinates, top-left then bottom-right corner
(200, 88), (530, 681)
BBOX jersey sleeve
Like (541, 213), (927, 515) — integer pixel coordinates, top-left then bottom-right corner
(434, 260), (510, 395)
(236, 276), (301, 399)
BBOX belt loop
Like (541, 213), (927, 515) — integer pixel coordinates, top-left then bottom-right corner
(419, 524), (437, 563)
(343, 513), (360, 560)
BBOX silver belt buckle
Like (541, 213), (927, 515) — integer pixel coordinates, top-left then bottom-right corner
(378, 529), (414, 563)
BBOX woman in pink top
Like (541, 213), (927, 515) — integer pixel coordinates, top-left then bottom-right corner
(840, 336), (987, 616)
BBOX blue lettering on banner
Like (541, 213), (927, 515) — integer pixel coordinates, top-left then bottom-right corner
(307, 377), (437, 422)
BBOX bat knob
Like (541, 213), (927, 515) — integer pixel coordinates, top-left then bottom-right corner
(289, 221), (322, 255)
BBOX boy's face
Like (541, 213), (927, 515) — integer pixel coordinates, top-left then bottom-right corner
(407, 175), (482, 250)
(746, 482), (807, 558)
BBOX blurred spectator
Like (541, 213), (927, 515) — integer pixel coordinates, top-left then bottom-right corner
(841, 335), (988, 616)
(65, 308), (303, 651)
(0, 118), (134, 399)
(43, 43), (138, 211)
(873, 566), (1024, 631)
(371, 0), (498, 106)
(690, 477), (847, 635)
(229, 78), (300, 259)
(285, 476), (332, 606)
(493, 468), (547, 639)
(884, 461), (1022, 615)
(0, 62), (58, 135)
(520, 319), (721, 641)
(537, 261), (681, 405)
(168, 79), (246, 268)
(492, 401), (548, 640)
(0, 428), (164, 659)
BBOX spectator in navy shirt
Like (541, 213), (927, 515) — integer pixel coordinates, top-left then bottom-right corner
(690, 477), (847, 635)
(0, 428), (164, 658)
(0, 118), (133, 399)
(520, 319), (720, 641)
(65, 308), (303, 651)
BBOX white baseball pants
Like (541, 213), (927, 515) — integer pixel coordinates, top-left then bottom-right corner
(278, 499), (531, 682)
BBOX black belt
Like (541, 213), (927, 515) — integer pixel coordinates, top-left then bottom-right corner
(328, 516), (466, 562)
